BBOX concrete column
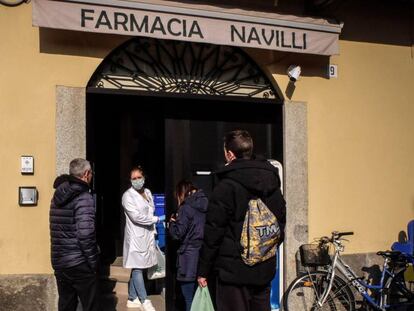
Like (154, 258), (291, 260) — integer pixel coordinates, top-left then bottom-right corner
(283, 101), (308, 288)
(56, 86), (86, 176)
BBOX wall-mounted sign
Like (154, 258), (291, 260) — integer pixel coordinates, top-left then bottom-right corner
(32, 0), (342, 56)
(21, 156), (34, 174)
(19, 187), (38, 206)
(328, 64), (338, 79)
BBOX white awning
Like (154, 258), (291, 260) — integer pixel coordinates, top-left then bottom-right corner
(32, 0), (343, 56)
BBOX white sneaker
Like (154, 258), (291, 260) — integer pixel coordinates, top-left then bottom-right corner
(142, 299), (156, 311)
(126, 298), (143, 309)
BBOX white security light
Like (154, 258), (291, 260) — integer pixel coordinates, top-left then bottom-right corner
(287, 65), (301, 82)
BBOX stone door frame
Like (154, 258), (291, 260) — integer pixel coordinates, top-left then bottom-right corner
(56, 85), (308, 291)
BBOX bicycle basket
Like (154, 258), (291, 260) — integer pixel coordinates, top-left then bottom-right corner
(300, 244), (331, 267)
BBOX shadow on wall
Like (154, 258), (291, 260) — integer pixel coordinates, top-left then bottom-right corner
(361, 264), (383, 288)
(244, 47), (331, 99)
(247, 47), (331, 78)
(310, 0), (413, 47)
(39, 28), (131, 58)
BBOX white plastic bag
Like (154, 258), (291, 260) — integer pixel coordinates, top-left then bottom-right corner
(147, 245), (166, 280)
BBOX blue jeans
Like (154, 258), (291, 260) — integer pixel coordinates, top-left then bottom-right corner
(128, 268), (147, 302)
(180, 281), (197, 311)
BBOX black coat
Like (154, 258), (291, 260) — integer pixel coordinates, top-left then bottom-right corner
(50, 175), (98, 271)
(169, 190), (208, 281)
(198, 158), (286, 286)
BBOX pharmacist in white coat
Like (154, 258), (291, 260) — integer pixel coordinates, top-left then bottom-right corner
(122, 166), (164, 311)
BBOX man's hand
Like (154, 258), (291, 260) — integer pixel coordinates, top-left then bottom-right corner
(197, 276), (208, 287)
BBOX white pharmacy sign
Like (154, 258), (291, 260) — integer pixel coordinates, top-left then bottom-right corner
(33, 0), (342, 56)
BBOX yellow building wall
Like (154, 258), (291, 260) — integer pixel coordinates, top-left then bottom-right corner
(0, 3), (413, 273)
(268, 39), (414, 253)
(0, 5), (126, 274)
(306, 40), (414, 253)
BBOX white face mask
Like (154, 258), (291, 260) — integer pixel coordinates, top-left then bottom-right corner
(131, 178), (145, 190)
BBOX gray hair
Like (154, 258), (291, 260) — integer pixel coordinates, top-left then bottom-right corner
(69, 158), (91, 178)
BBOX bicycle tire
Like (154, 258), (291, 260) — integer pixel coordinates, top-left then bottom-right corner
(283, 271), (356, 311)
(384, 270), (414, 310)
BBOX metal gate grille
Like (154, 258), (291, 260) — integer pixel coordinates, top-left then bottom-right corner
(88, 37), (279, 100)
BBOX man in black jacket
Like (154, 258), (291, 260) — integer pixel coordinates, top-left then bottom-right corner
(197, 130), (286, 311)
(50, 158), (99, 311)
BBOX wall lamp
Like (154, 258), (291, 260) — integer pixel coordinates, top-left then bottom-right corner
(287, 65), (302, 82)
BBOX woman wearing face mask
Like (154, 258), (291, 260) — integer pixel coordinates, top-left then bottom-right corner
(122, 166), (164, 311)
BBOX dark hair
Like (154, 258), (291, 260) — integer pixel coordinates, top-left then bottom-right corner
(175, 180), (198, 201)
(223, 130), (253, 159)
(130, 165), (145, 177)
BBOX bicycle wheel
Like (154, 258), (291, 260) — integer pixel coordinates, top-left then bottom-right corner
(283, 271), (355, 311)
(384, 270), (414, 310)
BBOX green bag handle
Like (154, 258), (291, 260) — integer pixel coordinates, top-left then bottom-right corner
(190, 286), (215, 311)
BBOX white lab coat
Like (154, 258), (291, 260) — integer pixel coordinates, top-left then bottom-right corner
(122, 187), (158, 269)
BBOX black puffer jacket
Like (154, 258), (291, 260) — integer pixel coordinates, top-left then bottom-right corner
(198, 158), (286, 286)
(50, 175), (98, 271)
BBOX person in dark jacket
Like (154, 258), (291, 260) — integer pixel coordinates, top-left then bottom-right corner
(50, 158), (99, 311)
(169, 180), (208, 311)
(197, 130), (286, 311)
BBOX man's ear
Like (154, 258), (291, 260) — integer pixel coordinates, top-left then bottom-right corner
(81, 169), (91, 183)
(226, 150), (236, 162)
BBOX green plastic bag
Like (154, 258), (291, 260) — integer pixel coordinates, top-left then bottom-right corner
(190, 286), (215, 311)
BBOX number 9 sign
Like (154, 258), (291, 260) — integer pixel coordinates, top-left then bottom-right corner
(328, 64), (338, 79)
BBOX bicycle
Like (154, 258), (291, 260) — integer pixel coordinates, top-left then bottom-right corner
(283, 231), (414, 310)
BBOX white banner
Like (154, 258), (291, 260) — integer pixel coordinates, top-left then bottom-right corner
(33, 0), (340, 56)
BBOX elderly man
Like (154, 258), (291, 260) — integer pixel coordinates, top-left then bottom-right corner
(50, 158), (99, 311)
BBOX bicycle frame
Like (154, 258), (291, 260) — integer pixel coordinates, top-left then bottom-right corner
(316, 240), (396, 310)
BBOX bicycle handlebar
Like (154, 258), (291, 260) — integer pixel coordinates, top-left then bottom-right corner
(336, 231), (354, 238)
(317, 231), (354, 245)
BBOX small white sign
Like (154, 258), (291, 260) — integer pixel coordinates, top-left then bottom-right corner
(328, 64), (338, 79)
(21, 156), (34, 174)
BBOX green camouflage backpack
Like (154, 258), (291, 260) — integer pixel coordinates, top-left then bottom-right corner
(240, 197), (281, 266)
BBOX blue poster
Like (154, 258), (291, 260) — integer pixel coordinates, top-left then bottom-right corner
(270, 245), (283, 310)
(153, 193), (166, 249)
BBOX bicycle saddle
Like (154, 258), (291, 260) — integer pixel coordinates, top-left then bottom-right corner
(376, 250), (402, 259)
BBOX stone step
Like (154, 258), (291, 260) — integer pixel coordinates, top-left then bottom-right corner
(112, 256), (123, 266)
(102, 258), (165, 310)
(99, 279), (165, 310)
(110, 265), (131, 283)
(114, 279), (129, 296)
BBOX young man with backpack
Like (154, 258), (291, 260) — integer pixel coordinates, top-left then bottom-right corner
(197, 130), (286, 311)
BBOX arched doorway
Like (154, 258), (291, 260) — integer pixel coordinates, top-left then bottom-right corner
(87, 37), (282, 99)
(86, 37), (284, 310)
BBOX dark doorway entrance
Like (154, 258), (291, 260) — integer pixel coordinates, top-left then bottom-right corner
(86, 90), (283, 310)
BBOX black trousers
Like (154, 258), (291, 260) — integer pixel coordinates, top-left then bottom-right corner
(216, 280), (271, 311)
(54, 262), (98, 311)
